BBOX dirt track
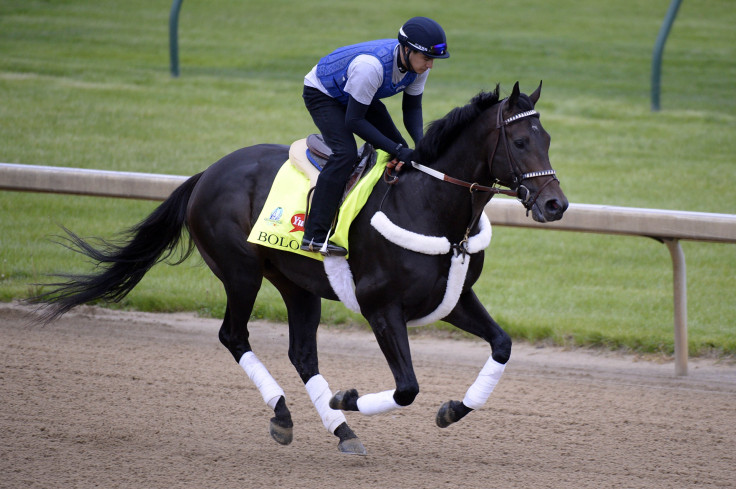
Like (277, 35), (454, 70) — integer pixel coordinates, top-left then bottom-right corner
(2, 301), (735, 489)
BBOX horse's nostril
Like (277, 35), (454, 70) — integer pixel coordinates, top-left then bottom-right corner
(544, 199), (568, 219)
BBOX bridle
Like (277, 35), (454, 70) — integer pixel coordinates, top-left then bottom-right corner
(394, 97), (559, 212)
(488, 98), (558, 211)
(381, 97), (560, 253)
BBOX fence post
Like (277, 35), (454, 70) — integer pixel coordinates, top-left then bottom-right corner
(651, 0), (683, 111)
(664, 239), (688, 376)
(169, 0), (184, 77)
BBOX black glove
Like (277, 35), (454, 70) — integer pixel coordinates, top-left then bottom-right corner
(395, 145), (416, 165)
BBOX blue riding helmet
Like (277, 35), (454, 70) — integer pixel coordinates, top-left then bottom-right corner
(398, 17), (450, 59)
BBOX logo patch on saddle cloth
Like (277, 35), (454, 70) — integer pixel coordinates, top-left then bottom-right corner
(247, 151), (390, 260)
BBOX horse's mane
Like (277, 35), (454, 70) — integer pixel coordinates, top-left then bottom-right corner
(416, 85), (501, 163)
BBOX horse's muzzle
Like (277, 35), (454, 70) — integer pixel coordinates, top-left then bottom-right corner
(518, 178), (568, 223)
(531, 194), (568, 223)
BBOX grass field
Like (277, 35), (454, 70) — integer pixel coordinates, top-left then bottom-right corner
(1, 0), (734, 356)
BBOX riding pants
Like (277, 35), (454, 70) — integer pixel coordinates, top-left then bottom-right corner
(302, 86), (404, 241)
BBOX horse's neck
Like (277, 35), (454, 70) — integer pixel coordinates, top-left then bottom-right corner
(414, 135), (494, 231)
(380, 162), (486, 241)
(424, 136), (493, 198)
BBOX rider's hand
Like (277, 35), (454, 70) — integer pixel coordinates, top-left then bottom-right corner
(395, 145), (416, 165)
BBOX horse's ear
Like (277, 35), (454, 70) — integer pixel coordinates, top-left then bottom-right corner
(507, 82), (521, 110)
(530, 80), (543, 107)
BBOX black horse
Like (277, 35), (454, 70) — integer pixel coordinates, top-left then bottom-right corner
(34, 82), (567, 455)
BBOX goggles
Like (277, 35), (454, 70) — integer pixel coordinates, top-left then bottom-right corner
(425, 42), (447, 56)
(406, 40), (447, 57)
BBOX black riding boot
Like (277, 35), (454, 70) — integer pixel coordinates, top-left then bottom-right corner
(301, 174), (348, 256)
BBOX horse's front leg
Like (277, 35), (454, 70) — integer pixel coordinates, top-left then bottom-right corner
(331, 305), (419, 416)
(436, 288), (511, 428)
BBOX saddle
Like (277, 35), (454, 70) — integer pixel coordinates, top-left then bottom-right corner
(289, 134), (376, 198)
(248, 138), (388, 260)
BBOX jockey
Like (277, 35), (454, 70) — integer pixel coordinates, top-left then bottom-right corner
(301, 16), (450, 256)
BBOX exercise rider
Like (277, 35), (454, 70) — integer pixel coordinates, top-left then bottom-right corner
(301, 16), (450, 256)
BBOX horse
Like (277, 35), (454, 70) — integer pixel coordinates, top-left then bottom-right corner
(33, 82), (568, 455)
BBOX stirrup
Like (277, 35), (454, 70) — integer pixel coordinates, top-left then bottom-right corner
(300, 238), (347, 257)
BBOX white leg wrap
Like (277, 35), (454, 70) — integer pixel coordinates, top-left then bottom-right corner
(239, 351), (285, 410)
(356, 389), (400, 416)
(305, 375), (347, 433)
(462, 357), (506, 410)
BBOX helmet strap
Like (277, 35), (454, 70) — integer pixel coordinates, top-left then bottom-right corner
(398, 46), (415, 74)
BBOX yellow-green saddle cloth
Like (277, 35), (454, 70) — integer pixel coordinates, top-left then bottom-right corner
(247, 146), (390, 260)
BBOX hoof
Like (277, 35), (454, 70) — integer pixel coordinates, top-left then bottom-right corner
(436, 400), (471, 428)
(436, 401), (456, 428)
(338, 437), (367, 455)
(269, 417), (294, 445)
(329, 389), (359, 411)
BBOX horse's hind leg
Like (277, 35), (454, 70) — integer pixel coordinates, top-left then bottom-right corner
(436, 289), (511, 428)
(268, 272), (366, 455)
(221, 302), (294, 446)
(197, 239), (295, 445)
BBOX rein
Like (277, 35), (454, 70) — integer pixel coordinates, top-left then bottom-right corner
(407, 161), (517, 197)
(381, 97), (559, 252)
(384, 98), (556, 203)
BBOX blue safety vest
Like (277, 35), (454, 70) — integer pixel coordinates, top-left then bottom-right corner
(316, 39), (417, 105)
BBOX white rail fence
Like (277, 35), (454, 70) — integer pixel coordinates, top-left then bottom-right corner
(3, 162), (736, 376)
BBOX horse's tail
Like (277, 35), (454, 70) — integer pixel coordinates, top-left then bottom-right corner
(31, 172), (204, 323)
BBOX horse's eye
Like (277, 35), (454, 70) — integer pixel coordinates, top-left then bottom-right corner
(513, 139), (526, 149)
